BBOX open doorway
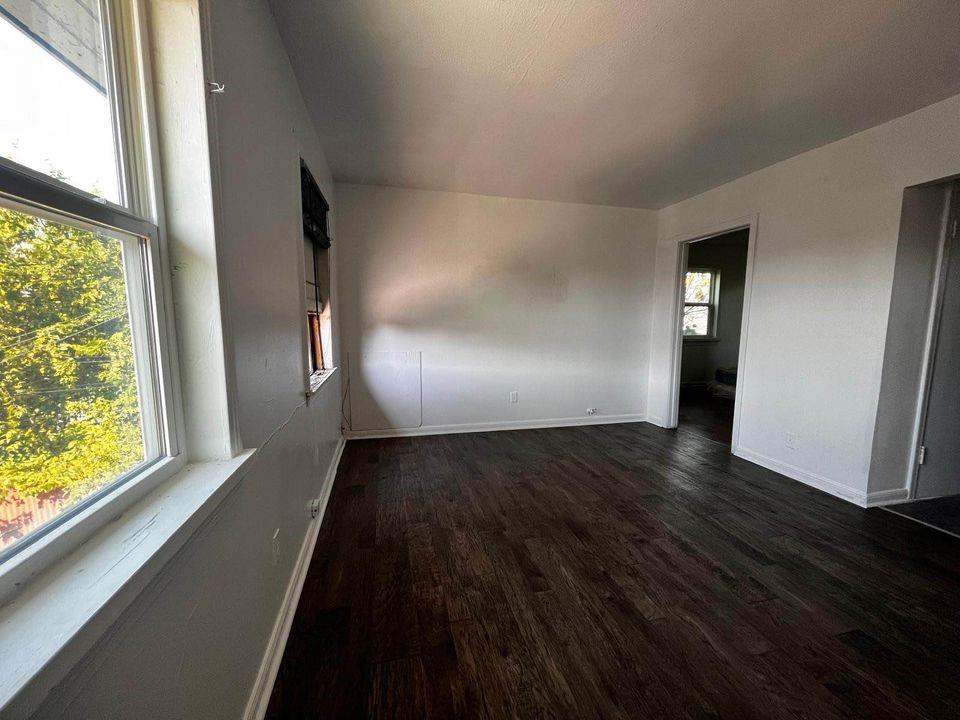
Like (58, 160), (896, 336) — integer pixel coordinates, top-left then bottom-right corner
(884, 180), (960, 537)
(676, 228), (750, 446)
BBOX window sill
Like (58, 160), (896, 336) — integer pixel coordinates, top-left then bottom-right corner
(306, 366), (338, 399)
(0, 450), (256, 716)
(683, 336), (720, 344)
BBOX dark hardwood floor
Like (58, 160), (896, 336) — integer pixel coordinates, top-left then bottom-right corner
(266, 422), (960, 720)
(678, 387), (734, 445)
(887, 494), (960, 539)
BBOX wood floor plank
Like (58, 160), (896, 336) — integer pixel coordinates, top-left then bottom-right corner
(266, 422), (960, 719)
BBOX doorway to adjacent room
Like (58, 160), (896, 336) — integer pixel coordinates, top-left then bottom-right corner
(675, 228), (750, 445)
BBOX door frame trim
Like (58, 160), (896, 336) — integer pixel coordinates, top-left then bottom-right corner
(666, 214), (759, 453)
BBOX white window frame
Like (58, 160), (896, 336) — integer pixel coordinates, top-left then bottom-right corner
(0, 0), (185, 595)
(682, 267), (720, 341)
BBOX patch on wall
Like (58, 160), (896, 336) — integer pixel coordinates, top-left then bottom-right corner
(348, 351), (422, 431)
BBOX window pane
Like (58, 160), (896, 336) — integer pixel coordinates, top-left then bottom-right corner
(0, 3), (121, 202)
(683, 305), (710, 336)
(0, 204), (153, 550)
(685, 270), (713, 303)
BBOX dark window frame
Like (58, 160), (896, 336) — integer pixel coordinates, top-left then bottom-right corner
(300, 160), (333, 379)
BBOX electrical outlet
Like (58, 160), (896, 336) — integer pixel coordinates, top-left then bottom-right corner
(271, 528), (280, 566)
(586, 408), (598, 415)
(784, 432), (798, 450)
(509, 391), (518, 404)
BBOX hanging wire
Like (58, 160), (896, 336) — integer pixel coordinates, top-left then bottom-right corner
(8, 383), (121, 399)
(0, 312), (126, 367)
(0, 304), (125, 352)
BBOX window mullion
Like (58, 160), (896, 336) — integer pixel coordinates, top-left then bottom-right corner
(0, 164), (155, 239)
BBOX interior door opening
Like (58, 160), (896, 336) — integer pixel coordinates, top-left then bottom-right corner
(886, 180), (960, 537)
(675, 228), (750, 447)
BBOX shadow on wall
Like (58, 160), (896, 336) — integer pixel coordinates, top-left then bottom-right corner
(350, 200), (645, 353)
(373, 247), (569, 328)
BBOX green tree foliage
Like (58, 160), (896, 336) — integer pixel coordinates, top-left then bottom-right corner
(0, 206), (143, 505)
(685, 271), (712, 303)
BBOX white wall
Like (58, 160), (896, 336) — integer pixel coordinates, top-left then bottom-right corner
(25, 1), (344, 717)
(207, 0), (341, 448)
(336, 184), (657, 433)
(650, 93), (960, 505)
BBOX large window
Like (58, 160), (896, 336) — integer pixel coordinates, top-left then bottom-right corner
(683, 268), (719, 339)
(0, 1), (179, 559)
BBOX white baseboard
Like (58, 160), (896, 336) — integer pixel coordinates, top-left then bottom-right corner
(864, 487), (911, 507)
(732, 445), (868, 507)
(344, 413), (647, 440)
(242, 435), (346, 720)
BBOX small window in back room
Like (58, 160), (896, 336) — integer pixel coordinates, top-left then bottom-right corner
(301, 161), (333, 389)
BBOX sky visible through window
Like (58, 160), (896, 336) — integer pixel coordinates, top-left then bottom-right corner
(0, 11), (120, 201)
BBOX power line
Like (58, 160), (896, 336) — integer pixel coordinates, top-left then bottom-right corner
(0, 313), (126, 367)
(6, 383), (122, 399)
(0, 304), (125, 352)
